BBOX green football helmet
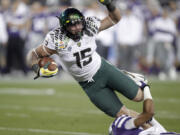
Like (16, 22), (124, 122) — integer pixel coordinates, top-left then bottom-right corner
(57, 8), (85, 41)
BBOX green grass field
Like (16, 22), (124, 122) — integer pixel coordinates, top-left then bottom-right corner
(0, 77), (180, 135)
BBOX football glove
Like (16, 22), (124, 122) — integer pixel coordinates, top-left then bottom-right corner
(32, 62), (58, 80)
(99, 0), (115, 12)
(122, 70), (149, 90)
(99, 0), (112, 5)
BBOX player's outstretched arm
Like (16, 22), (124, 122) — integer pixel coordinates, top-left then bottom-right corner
(27, 45), (56, 66)
(98, 0), (121, 32)
(134, 86), (154, 128)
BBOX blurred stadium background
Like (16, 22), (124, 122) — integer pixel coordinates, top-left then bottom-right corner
(0, 0), (180, 134)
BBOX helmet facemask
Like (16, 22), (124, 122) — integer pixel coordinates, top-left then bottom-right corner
(57, 8), (86, 41)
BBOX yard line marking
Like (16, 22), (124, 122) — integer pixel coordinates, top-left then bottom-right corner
(0, 88), (55, 95)
(0, 105), (22, 110)
(156, 111), (180, 119)
(5, 113), (30, 118)
(1, 104), (180, 119)
(0, 127), (104, 135)
(154, 98), (180, 103)
(0, 105), (102, 115)
(29, 106), (102, 115)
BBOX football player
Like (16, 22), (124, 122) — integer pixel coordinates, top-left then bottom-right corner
(27, 0), (150, 124)
(109, 85), (180, 135)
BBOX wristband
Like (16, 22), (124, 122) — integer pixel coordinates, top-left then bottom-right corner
(143, 86), (152, 100)
(140, 81), (150, 91)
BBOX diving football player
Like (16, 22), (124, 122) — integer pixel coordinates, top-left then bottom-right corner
(27, 0), (149, 123)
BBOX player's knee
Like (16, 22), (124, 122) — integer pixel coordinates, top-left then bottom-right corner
(116, 106), (129, 117)
(133, 88), (143, 102)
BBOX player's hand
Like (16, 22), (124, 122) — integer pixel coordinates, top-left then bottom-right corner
(32, 62), (58, 80)
(98, 0), (112, 5)
(122, 70), (149, 89)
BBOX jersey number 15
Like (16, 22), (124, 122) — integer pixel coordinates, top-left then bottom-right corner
(73, 48), (92, 68)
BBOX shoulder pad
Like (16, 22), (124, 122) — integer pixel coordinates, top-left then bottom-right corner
(85, 16), (101, 36)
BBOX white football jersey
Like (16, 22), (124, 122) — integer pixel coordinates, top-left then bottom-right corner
(42, 17), (102, 82)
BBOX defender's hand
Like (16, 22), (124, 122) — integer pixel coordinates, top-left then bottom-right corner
(99, 0), (112, 5)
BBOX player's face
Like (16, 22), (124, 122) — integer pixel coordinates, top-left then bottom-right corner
(66, 22), (83, 35)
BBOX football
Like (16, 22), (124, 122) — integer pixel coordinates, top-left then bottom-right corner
(38, 57), (57, 71)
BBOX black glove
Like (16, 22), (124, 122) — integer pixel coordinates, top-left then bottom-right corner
(99, 0), (111, 5)
(98, 0), (115, 12)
